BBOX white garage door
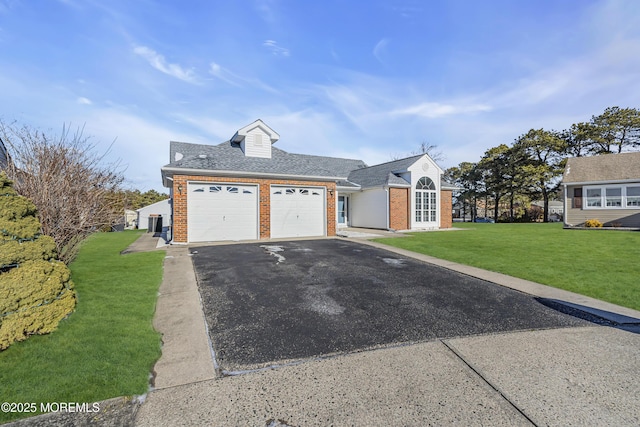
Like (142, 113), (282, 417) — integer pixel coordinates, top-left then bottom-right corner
(187, 183), (258, 242)
(270, 186), (325, 238)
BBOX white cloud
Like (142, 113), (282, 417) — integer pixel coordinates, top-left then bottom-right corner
(263, 40), (290, 57)
(77, 97), (92, 105)
(209, 62), (242, 87)
(133, 45), (198, 84)
(209, 62), (278, 93)
(254, 0), (278, 25)
(373, 38), (390, 64)
(392, 102), (492, 118)
(74, 107), (206, 191)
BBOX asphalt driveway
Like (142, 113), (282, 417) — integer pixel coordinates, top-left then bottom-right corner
(191, 239), (587, 372)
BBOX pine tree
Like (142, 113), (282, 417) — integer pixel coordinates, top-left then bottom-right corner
(0, 172), (76, 350)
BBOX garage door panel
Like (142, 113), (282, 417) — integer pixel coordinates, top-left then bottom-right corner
(270, 186), (325, 239)
(187, 183), (258, 242)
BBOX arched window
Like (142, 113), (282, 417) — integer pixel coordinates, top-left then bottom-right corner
(415, 177), (437, 222)
(416, 177), (436, 190)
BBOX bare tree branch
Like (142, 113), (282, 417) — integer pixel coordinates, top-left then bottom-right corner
(0, 120), (125, 263)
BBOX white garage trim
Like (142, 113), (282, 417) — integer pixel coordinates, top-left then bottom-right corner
(187, 182), (258, 242)
(270, 185), (326, 239)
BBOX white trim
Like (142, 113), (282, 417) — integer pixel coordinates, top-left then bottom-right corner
(582, 183), (640, 210)
(337, 194), (350, 227)
(385, 188), (390, 230)
(563, 178), (640, 186)
(162, 166), (343, 183)
(563, 184), (569, 227)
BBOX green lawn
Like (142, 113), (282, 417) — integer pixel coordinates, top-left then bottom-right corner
(374, 223), (640, 312)
(0, 231), (165, 423)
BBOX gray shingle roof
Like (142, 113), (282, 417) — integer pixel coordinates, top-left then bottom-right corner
(164, 140), (460, 190)
(0, 137), (8, 169)
(347, 155), (423, 188)
(166, 140), (367, 179)
(563, 152), (640, 184)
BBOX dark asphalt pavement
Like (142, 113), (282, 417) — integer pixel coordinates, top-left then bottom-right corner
(191, 239), (587, 371)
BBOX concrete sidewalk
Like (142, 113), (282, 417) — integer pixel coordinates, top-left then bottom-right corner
(134, 235), (640, 426)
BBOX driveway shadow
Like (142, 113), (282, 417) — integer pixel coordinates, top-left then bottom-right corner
(536, 298), (640, 334)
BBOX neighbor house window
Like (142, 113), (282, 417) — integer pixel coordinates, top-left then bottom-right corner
(605, 187), (622, 207)
(586, 188), (602, 207)
(415, 177), (436, 222)
(627, 186), (640, 207)
(584, 184), (640, 209)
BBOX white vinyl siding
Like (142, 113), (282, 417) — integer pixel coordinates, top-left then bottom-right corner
(240, 128), (272, 158)
(270, 186), (325, 238)
(137, 199), (172, 230)
(350, 189), (388, 229)
(187, 182), (258, 242)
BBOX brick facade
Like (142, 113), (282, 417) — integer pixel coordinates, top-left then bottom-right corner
(440, 190), (453, 228)
(171, 175), (336, 243)
(389, 187), (410, 230)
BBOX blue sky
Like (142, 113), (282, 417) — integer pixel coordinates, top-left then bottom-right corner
(1, 0), (639, 192)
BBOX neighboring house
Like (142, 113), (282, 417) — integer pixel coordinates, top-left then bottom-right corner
(124, 209), (137, 230)
(0, 138), (8, 170)
(531, 200), (564, 222)
(562, 152), (640, 228)
(137, 199), (172, 230)
(161, 119), (458, 243)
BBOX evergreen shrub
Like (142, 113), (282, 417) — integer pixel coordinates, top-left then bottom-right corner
(0, 172), (76, 350)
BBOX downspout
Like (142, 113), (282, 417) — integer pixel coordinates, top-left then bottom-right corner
(562, 183), (568, 228)
(166, 176), (174, 243)
(385, 187), (390, 230)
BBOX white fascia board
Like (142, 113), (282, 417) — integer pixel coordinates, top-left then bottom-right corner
(161, 170), (173, 188)
(161, 166), (344, 182)
(358, 183), (411, 191)
(442, 183), (464, 191)
(337, 185), (361, 192)
(562, 178), (640, 186)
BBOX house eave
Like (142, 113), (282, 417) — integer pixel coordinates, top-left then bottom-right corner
(562, 178), (640, 187)
(442, 184), (464, 191)
(385, 183), (412, 189)
(161, 166), (344, 185)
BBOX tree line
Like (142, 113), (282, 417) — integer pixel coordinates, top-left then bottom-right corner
(444, 106), (640, 223)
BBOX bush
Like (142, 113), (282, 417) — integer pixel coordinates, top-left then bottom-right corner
(0, 172), (76, 350)
(584, 219), (603, 228)
(1, 121), (124, 263)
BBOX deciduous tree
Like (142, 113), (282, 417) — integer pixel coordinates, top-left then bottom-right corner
(1, 121), (124, 263)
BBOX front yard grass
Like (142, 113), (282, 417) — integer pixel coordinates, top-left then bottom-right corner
(0, 231), (165, 423)
(375, 223), (640, 312)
